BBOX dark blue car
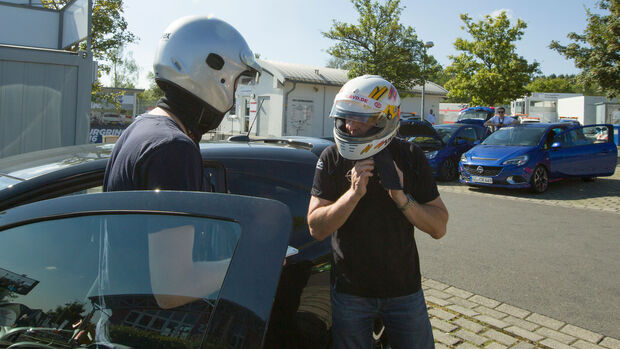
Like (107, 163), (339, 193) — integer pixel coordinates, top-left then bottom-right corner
(399, 121), (486, 181)
(459, 123), (618, 193)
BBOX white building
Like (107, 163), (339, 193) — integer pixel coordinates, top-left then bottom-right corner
(215, 60), (448, 138)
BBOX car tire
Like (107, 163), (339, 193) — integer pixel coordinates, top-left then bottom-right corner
(530, 166), (549, 193)
(438, 159), (457, 181)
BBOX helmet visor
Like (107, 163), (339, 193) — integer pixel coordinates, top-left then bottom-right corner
(329, 100), (384, 125)
(240, 49), (262, 84)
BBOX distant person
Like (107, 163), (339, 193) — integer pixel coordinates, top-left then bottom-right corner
(308, 75), (449, 348)
(425, 108), (436, 125)
(484, 107), (517, 132)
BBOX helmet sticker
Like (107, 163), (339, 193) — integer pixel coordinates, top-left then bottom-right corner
(368, 86), (388, 100)
(388, 86), (398, 101)
(384, 105), (398, 120)
(360, 144), (373, 155)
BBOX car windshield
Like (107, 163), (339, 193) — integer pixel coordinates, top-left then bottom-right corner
(458, 110), (489, 121)
(482, 127), (547, 146)
(434, 126), (458, 144)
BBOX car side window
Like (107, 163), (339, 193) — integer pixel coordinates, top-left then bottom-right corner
(0, 213), (240, 348)
(562, 126), (602, 147)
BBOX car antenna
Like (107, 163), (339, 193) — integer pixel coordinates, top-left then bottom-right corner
(229, 95), (264, 142)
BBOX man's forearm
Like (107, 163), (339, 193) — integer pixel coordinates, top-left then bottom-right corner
(308, 190), (362, 241)
(399, 195), (448, 239)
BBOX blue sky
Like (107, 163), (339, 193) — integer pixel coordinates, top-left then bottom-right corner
(120, 0), (601, 89)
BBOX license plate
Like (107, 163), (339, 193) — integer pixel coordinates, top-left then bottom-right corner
(471, 176), (492, 184)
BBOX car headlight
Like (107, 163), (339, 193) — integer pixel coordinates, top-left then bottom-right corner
(502, 155), (529, 166)
(460, 154), (468, 163)
(425, 150), (439, 159)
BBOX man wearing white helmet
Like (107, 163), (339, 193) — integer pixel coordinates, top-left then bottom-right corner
(308, 75), (448, 348)
(104, 15), (260, 192)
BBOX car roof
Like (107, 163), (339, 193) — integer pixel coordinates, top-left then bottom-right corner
(0, 137), (332, 183)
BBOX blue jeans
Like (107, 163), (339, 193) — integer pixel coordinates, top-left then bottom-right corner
(331, 288), (434, 349)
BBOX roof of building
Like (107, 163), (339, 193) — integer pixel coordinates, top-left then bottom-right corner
(258, 59), (448, 96)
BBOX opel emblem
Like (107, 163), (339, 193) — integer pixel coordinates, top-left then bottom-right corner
(476, 166), (484, 174)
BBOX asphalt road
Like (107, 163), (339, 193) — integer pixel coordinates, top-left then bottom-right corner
(416, 190), (620, 339)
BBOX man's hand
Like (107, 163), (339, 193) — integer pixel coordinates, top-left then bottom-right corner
(350, 158), (374, 197)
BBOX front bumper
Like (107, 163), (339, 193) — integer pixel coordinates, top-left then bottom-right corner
(458, 163), (533, 189)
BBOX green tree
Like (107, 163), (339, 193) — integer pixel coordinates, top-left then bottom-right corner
(444, 12), (540, 106)
(550, 0), (619, 98)
(323, 0), (436, 92)
(46, 300), (86, 328)
(108, 45), (139, 88)
(42, 0), (137, 99)
(526, 76), (577, 93)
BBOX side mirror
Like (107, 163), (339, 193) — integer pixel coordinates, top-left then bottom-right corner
(473, 140), (481, 145)
(551, 142), (562, 149)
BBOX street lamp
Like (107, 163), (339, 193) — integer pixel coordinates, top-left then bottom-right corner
(420, 41), (434, 120)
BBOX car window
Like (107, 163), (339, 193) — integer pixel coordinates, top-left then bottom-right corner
(0, 213), (240, 348)
(560, 126), (607, 147)
(482, 127), (546, 146)
(226, 172), (309, 246)
(455, 127), (477, 143)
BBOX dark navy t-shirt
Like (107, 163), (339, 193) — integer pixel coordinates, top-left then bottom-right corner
(103, 114), (205, 192)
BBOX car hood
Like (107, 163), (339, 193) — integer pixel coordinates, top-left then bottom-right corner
(466, 145), (535, 163)
(398, 121), (441, 141)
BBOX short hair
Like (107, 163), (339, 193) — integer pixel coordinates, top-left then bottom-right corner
(497, 107), (506, 112)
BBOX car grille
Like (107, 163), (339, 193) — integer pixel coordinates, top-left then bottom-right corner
(463, 165), (503, 176)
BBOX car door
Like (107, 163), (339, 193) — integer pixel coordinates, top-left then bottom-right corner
(0, 191), (291, 349)
(551, 125), (617, 177)
(452, 127), (478, 157)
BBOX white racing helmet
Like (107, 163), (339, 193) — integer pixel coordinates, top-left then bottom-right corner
(154, 15), (261, 116)
(331, 75), (401, 160)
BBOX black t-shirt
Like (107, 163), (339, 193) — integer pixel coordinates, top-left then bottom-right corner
(311, 139), (439, 297)
(103, 114), (205, 192)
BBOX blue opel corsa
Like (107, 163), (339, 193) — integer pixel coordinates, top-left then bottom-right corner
(459, 123), (617, 193)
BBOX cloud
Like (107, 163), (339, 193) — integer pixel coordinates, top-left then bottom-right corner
(45, 266), (57, 270)
(488, 8), (514, 20)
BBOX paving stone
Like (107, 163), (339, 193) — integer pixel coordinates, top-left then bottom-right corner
(429, 308), (457, 321)
(426, 295), (452, 307)
(540, 338), (575, 349)
(423, 278), (450, 290)
(448, 296), (479, 309)
(433, 329), (461, 346)
(481, 329), (518, 346)
(434, 343), (451, 349)
(560, 324), (604, 343)
(475, 305), (508, 319)
(453, 317), (485, 334)
(469, 294), (501, 308)
(445, 286), (474, 299)
(454, 329), (488, 346)
(456, 342), (480, 349)
(504, 326), (544, 342)
(474, 315), (510, 329)
(485, 342), (508, 349)
(431, 318), (458, 333)
(534, 327), (576, 345)
(600, 337), (620, 349)
(448, 304), (479, 317)
(426, 288), (454, 300)
(511, 342), (535, 349)
(501, 316), (540, 332)
(573, 339), (607, 349)
(526, 312), (565, 330)
(496, 303), (531, 319)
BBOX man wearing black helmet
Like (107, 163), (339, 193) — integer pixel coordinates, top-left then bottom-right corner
(103, 15), (260, 192)
(308, 75), (449, 349)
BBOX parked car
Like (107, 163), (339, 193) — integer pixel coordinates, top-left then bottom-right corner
(0, 136), (384, 349)
(459, 123), (618, 193)
(455, 106), (495, 126)
(399, 120), (486, 181)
